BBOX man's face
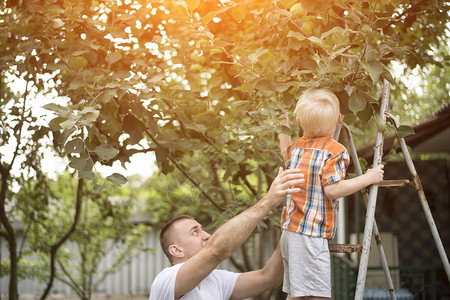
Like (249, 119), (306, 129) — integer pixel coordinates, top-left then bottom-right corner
(172, 218), (211, 260)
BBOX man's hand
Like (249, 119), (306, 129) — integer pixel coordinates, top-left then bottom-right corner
(280, 206), (287, 230)
(263, 167), (304, 210)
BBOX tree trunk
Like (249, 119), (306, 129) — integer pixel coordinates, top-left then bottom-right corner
(8, 238), (19, 300)
(0, 169), (19, 300)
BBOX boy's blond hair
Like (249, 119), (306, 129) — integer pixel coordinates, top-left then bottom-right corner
(294, 88), (340, 137)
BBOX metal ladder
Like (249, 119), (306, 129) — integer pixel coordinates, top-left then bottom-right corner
(341, 80), (450, 300)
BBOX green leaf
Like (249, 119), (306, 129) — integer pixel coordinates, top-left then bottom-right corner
(60, 119), (76, 130)
(65, 138), (84, 154)
(248, 48), (268, 63)
(68, 79), (86, 90)
(307, 36), (328, 50)
(202, 11), (217, 26)
(185, 123), (207, 134)
(186, 0), (200, 10)
(42, 103), (71, 117)
(357, 104), (373, 123)
(79, 107), (99, 121)
(69, 155), (94, 173)
(106, 173), (128, 185)
(374, 115), (387, 131)
(69, 57), (88, 70)
(230, 6), (246, 21)
(287, 31), (306, 42)
(106, 52), (122, 65)
(348, 91), (366, 113)
(149, 74), (165, 83)
(381, 68), (395, 84)
(94, 144), (119, 161)
(229, 151), (245, 163)
(122, 114), (144, 144)
(52, 18), (64, 28)
(365, 60), (384, 84)
(397, 125), (415, 138)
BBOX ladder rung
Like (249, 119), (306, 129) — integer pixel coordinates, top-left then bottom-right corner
(329, 244), (362, 253)
(378, 179), (410, 188)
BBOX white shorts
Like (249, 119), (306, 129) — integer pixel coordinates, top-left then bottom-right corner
(280, 230), (331, 298)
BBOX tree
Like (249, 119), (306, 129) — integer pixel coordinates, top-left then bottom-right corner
(0, 72), (63, 299)
(1, 0), (449, 298)
(16, 173), (148, 300)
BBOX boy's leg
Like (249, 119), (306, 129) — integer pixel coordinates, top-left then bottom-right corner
(287, 232), (331, 298)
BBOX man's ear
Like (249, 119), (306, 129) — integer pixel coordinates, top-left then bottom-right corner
(169, 244), (183, 258)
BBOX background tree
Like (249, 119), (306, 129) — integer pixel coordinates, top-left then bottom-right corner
(21, 173), (148, 300)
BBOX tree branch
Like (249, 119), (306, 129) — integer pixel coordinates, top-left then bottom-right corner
(56, 259), (84, 298)
(8, 80), (30, 173)
(144, 128), (225, 211)
(242, 176), (258, 197)
(210, 163), (229, 205)
(40, 178), (84, 300)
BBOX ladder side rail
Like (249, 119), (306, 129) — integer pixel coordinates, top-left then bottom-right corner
(386, 112), (450, 282)
(355, 79), (391, 300)
(341, 122), (397, 300)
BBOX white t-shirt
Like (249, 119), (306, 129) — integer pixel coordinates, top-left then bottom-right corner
(149, 263), (240, 300)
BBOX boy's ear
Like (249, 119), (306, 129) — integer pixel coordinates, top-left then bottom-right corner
(337, 113), (342, 125)
(296, 116), (301, 126)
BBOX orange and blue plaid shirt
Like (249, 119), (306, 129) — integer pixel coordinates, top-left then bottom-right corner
(282, 136), (350, 239)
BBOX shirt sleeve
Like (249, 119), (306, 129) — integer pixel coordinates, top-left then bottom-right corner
(149, 264), (183, 300)
(211, 269), (240, 299)
(321, 149), (350, 187)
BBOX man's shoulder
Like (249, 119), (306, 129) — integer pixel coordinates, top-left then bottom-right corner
(150, 264), (183, 300)
(153, 264), (183, 283)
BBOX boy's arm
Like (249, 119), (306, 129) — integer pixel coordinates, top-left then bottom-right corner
(324, 164), (384, 199)
(279, 113), (292, 155)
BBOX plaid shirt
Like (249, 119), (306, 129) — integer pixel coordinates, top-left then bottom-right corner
(282, 136), (350, 239)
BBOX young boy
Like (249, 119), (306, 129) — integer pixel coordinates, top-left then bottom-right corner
(279, 88), (384, 299)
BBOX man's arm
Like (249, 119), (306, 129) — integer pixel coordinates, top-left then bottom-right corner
(174, 168), (304, 300)
(324, 164), (384, 199)
(231, 241), (283, 299)
(231, 206), (287, 299)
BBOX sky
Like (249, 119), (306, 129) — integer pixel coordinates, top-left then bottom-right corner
(8, 75), (157, 181)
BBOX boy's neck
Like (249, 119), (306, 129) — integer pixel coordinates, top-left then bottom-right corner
(302, 131), (334, 139)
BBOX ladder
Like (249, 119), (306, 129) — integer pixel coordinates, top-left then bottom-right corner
(338, 80), (450, 299)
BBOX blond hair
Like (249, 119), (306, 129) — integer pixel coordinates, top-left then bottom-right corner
(294, 88), (340, 137)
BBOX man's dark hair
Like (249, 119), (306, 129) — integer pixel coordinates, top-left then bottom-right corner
(159, 215), (194, 263)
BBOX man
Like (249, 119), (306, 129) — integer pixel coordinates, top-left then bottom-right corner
(149, 168), (305, 300)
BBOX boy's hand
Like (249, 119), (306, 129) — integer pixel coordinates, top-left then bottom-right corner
(279, 112), (290, 128)
(365, 164), (384, 185)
